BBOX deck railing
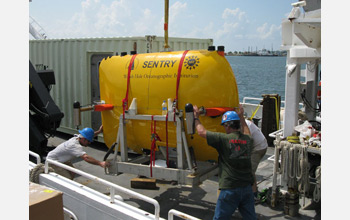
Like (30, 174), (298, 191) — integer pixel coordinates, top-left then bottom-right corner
(44, 158), (161, 220)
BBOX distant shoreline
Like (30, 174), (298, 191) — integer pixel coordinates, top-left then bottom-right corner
(225, 54), (286, 57)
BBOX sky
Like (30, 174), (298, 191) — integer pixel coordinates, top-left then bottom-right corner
(29, 0), (297, 52)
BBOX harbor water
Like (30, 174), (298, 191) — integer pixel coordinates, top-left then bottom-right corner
(226, 56), (287, 102)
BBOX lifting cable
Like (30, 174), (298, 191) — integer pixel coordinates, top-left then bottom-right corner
(122, 54), (138, 120)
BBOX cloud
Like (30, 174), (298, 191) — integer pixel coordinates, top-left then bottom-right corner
(81, 0), (100, 10)
(166, 1), (189, 37)
(49, 0), (147, 38)
(215, 22), (239, 39)
(170, 1), (187, 22)
(256, 23), (280, 39)
(213, 7), (245, 41)
(222, 8), (246, 20)
(185, 22), (215, 38)
(133, 8), (158, 35)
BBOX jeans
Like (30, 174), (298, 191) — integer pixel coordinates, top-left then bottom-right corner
(213, 185), (256, 220)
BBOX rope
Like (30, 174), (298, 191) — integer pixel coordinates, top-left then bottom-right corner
(275, 141), (282, 174)
(29, 163), (54, 183)
(297, 145), (309, 195)
(296, 145), (304, 181)
(279, 141), (285, 175)
(281, 143), (289, 183)
(277, 140), (314, 201)
(122, 54), (137, 120)
(288, 145), (296, 179)
(313, 166), (321, 202)
(287, 135), (300, 144)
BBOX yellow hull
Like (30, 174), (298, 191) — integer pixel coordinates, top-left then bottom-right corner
(99, 50), (239, 161)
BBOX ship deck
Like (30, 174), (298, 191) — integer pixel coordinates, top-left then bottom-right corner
(46, 132), (320, 220)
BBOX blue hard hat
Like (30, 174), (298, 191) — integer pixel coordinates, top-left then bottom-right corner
(79, 127), (94, 142)
(221, 111), (240, 125)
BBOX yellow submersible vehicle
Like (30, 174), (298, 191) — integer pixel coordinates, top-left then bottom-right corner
(97, 46), (240, 185)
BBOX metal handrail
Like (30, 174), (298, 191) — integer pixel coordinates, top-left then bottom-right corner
(242, 96), (305, 109)
(168, 209), (200, 220)
(242, 97), (263, 104)
(63, 207), (78, 220)
(268, 128), (284, 138)
(29, 151), (41, 164)
(242, 96), (287, 107)
(44, 159), (160, 220)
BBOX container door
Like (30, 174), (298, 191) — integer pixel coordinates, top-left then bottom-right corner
(91, 54), (112, 131)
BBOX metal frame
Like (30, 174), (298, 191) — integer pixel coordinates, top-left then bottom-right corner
(106, 109), (218, 186)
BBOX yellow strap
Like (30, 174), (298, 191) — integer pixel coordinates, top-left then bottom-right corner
(271, 97), (280, 130)
(249, 105), (261, 121)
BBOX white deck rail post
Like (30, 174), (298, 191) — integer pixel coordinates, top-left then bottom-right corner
(29, 151), (41, 164)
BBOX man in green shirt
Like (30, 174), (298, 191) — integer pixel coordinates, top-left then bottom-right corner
(193, 105), (256, 220)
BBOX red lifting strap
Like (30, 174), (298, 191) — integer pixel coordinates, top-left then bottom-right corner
(122, 54), (137, 120)
(150, 116), (161, 177)
(174, 50), (189, 107)
(172, 50), (189, 121)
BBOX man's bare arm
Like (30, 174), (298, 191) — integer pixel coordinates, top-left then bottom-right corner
(236, 105), (250, 135)
(81, 154), (110, 168)
(193, 105), (207, 138)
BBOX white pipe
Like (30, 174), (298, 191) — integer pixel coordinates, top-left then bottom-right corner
(168, 209), (200, 220)
(29, 150), (41, 164)
(44, 159), (160, 219)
